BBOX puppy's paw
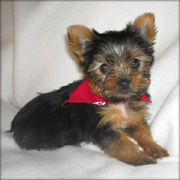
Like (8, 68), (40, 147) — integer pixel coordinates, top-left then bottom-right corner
(127, 154), (157, 166)
(143, 142), (169, 159)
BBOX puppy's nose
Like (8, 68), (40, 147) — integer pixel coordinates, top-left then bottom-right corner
(119, 80), (130, 89)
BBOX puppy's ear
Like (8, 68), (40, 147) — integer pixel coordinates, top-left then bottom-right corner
(67, 25), (93, 62)
(133, 13), (156, 44)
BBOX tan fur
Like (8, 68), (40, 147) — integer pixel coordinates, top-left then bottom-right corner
(67, 25), (92, 62)
(133, 13), (156, 44)
(98, 101), (149, 130)
(87, 78), (104, 98)
(102, 130), (156, 165)
(131, 72), (151, 91)
(67, 13), (168, 166)
(131, 72), (144, 89)
(104, 75), (118, 90)
(99, 105), (169, 165)
(130, 122), (169, 158)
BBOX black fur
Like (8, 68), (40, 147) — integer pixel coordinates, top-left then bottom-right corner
(82, 24), (154, 74)
(10, 80), (119, 150)
(8, 14), (170, 166)
(10, 21), (153, 151)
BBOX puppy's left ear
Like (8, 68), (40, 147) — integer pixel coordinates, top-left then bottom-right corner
(133, 13), (156, 44)
(67, 25), (93, 62)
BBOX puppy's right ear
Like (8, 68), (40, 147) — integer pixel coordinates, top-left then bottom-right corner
(67, 25), (93, 62)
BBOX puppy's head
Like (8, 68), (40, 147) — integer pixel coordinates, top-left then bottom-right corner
(67, 13), (156, 102)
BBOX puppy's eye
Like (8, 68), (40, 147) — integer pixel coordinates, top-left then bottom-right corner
(131, 59), (140, 68)
(100, 64), (109, 73)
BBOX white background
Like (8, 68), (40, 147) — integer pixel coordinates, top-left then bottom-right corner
(1, 1), (179, 179)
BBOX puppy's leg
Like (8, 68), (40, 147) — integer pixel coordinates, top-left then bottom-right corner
(102, 130), (156, 166)
(98, 104), (156, 165)
(130, 121), (169, 159)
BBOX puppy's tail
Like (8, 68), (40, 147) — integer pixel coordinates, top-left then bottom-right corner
(5, 129), (14, 137)
(5, 122), (14, 135)
(6, 129), (13, 133)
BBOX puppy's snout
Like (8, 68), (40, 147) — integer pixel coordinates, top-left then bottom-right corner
(119, 79), (130, 89)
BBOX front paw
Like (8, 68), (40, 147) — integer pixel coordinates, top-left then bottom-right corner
(127, 155), (157, 166)
(143, 142), (169, 159)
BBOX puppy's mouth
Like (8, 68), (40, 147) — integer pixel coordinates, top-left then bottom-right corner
(101, 75), (148, 102)
(89, 77), (147, 102)
(102, 80), (146, 102)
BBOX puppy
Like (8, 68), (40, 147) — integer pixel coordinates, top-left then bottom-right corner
(9, 13), (169, 166)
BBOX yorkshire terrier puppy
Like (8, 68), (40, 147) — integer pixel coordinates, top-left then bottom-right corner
(9, 13), (169, 166)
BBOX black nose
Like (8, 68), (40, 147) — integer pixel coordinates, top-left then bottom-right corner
(119, 80), (130, 89)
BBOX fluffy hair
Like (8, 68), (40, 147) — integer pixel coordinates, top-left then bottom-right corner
(9, 13), (169, 166)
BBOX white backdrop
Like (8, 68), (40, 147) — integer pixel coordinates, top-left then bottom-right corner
(1, 1), (179, 179)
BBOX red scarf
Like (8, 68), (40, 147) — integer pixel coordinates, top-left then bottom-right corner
(62, 79), (152, 108)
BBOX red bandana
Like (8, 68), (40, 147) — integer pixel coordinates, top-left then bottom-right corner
(62, 79), (152, 108)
